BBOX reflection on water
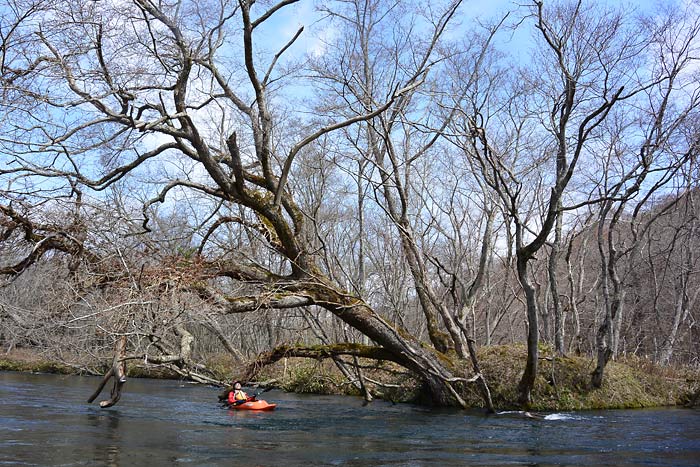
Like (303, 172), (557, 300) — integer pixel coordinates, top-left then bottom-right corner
(1, 371), (699, 466)
(87, 412), (121, 466)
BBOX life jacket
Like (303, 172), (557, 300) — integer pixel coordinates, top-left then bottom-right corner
(228, 389), (247, 403)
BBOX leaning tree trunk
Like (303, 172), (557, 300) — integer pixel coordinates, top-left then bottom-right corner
(220, 268), (473, 407)
(565, 233), (588, 355)
(457, 320), (495, 413)
(314, 284), (469, 407)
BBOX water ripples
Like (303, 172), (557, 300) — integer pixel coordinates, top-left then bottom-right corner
(1, 371), (699, 466)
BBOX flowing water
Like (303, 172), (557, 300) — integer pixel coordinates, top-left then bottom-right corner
(1, 371), (698, 466)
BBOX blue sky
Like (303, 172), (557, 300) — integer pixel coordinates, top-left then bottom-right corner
(252, 0), (671, 60)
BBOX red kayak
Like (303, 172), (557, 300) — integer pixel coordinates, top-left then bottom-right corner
(229, 399), (277, 411)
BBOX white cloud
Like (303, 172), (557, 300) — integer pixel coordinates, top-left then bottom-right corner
(254, 1), (337, 58)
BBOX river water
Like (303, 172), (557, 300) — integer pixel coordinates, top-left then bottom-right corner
(1, 371), (698, 466)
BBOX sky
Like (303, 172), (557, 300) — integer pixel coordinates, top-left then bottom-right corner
(253, 0), (671, 60)
(1, 0), (695, 218)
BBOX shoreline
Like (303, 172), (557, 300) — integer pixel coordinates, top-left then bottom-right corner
(2, 346), (698, 411)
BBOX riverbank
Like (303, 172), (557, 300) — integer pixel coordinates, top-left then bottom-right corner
(471, 344), (699, 411)
(2, 344), (698, 411)
(252, 344), (700, 411)
(0, 348), (180, 379)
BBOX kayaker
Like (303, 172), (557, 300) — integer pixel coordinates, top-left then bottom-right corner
(228, 381), (249, 405)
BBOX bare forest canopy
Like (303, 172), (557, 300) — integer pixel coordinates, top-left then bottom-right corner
(1, 0), (699, 409)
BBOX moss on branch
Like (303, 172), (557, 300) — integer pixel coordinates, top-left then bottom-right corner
(239, 343), (399, 382)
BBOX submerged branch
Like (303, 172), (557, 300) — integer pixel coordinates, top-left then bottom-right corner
(87, 336), (127, 408)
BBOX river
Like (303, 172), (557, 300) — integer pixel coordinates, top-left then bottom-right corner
(1, 371), (698, 466)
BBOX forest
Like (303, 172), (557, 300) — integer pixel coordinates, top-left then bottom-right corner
(1, 0), (699, 410)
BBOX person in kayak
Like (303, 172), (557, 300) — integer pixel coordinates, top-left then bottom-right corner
(228, 381), (250, 405)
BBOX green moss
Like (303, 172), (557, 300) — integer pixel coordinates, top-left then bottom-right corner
(126, 365), (178, 379)
(432, 348), (459, 371)
(280, 361), (345, 395)
(468, 344), (697, 411)
(0, 359), (26, 372)
(202, 354), (237, 381)
(381, 379), (422, 404)
(0, 358), (72, 375)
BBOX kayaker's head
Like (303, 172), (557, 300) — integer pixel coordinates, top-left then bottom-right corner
(233, 381), (242, 390)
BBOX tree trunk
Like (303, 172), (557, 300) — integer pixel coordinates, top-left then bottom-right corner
(516, 253), (539, 407)
(660, 215), (699, 366)
(592, 256), (622, 388)
(308, 282), (466, 406)
(457, 320), (495, 413)
(593, 196), (629, 388)
(549, 211), (565, 355)
(591, 325), (612, 388)
(565, 233), (587, 355)
(659, 270), (699, 366)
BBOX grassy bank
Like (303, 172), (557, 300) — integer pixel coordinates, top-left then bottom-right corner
(3, 345), (698, 410)
(0, 353), (74, 375)
(0, 349), (178, 379)
(250, 344), (699, 410)
(469, 344), (698, 410)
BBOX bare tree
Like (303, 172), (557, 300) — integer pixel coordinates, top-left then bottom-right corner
(646, 190), (700, 366)
(0, 0), (479, 407)
(2, 0), (699, 411)
(446, 0), (658, 405)
(590, 4), (700, 387)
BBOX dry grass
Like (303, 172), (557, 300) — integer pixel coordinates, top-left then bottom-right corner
(472, 344), (699, 410)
